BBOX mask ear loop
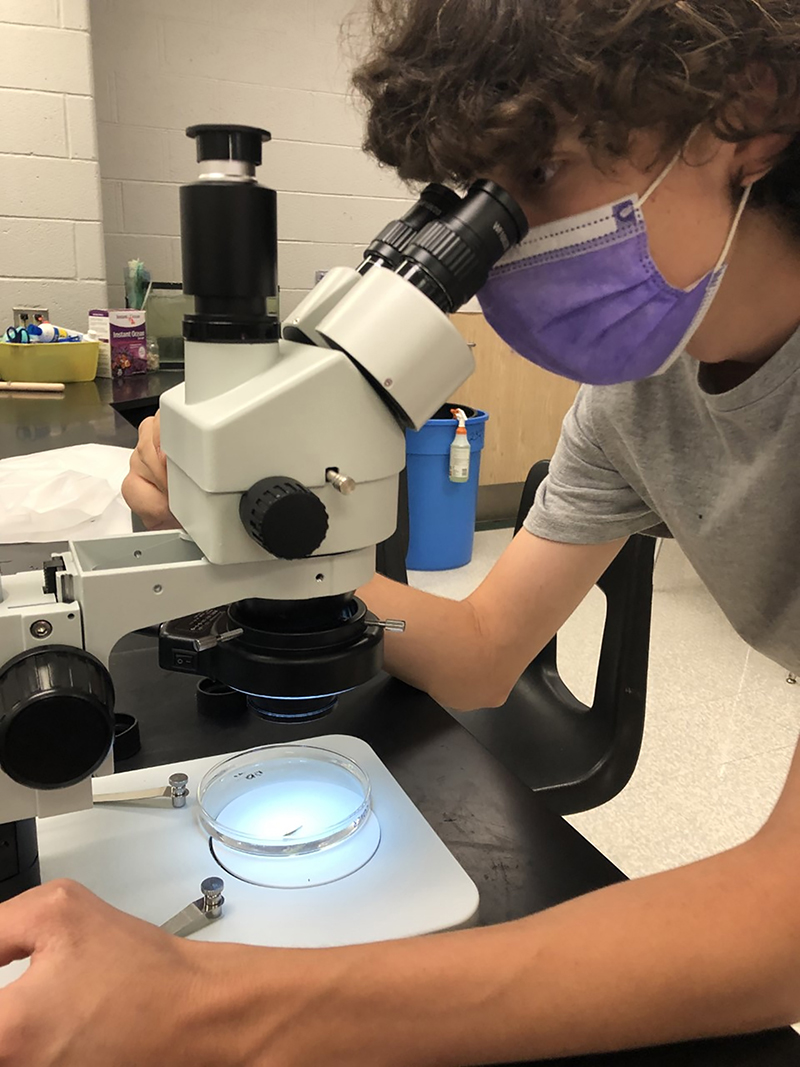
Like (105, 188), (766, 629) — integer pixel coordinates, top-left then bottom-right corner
(712, 182), (752, 272)
(620, 134), (695, 221)
(638, 143), (686, 206)
(639, 124), (752, 271)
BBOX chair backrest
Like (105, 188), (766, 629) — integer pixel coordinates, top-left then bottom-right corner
(512, 460), (655, 813)
(376, 467), (410, 585)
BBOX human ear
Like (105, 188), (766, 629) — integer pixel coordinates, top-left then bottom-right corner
(733, 131), (794, 187)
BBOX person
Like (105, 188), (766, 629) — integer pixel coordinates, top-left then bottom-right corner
(3, 1), (800, 1063)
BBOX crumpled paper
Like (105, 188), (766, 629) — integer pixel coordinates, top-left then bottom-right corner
(0, 444), (134, 542)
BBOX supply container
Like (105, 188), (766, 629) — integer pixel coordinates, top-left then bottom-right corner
(0, 340), (99, 384)
(405, 404), (488, 570)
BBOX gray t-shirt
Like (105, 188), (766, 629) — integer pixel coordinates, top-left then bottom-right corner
(525, 334), (800, 673)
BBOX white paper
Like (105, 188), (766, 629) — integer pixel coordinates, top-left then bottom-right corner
(0, 444), (134, 543)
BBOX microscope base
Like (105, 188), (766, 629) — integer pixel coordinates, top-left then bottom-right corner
(0, 819), (41, 903)
(0, 736), (479, 988)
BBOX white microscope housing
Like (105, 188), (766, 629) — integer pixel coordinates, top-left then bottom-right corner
(0, 124), (527, 901)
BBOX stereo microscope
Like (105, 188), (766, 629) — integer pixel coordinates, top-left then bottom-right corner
(0, 124), (527, 903)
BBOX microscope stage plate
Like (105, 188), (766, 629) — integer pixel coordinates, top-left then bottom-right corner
(0, 736), (479, 988)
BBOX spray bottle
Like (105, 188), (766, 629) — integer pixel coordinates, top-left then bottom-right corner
(449, 407), (471, 483)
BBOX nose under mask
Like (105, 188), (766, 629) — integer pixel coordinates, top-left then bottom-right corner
(477, 159), (751, 387)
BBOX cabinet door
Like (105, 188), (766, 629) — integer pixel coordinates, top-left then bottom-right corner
(450, 314), (579, 485)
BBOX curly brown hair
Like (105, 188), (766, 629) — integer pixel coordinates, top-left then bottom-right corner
(352, 0), (800, 227)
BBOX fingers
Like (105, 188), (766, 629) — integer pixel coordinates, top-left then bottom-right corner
(0, 892), (39, 968)
(134, 415), (168, 493)
(0, 881), (94, 968)
(121, 471), (178, 530)
(121, 412), (179, 529)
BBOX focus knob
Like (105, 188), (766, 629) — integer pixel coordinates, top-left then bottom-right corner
(240, 477), (329, 560)
(0, 647), (115, 790)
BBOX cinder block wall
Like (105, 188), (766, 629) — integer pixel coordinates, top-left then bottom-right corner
(90, 0), (414, 315)
(0, 0), (106, 329)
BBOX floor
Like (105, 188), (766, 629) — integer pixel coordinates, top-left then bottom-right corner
(409, 530), (800, 880)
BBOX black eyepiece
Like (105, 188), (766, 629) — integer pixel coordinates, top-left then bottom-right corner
(358, 183), (463, 274)
(396, 180), (528, 312)
(186, 124), (271, 166)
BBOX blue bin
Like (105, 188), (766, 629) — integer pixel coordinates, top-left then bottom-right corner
(405, 404), (489, 571)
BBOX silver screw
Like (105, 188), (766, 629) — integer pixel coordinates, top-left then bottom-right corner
(200, 877), (225, 918)
(326, 469), (356, 495)
(384, 378), (393, 387)
(153, 584), (163, 594)
(787, 674), (797, 686)
(30, 619), (53, 639)
(169, 772), (189, 807)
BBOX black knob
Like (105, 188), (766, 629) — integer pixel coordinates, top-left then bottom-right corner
(186, 124), (270, 166)
(240, 477), (329, 560)
(0, 647), (115, 790)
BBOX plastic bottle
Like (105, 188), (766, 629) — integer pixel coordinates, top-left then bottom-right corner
(146, 338), (160, 371)
(27, 323), (85, 343)
(449, 407), (471, 483)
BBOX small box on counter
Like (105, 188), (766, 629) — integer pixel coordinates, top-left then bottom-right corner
(89, 309), (147, 378)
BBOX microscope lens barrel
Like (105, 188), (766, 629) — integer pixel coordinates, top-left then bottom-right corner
(357, 183), (462, 274)
(180, 124), (279, 343)
(396, 179), (528, 312)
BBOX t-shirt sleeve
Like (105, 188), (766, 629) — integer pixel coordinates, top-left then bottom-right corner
(524, 386), (661, 545)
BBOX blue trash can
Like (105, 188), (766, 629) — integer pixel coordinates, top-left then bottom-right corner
(405, 404), (489, 571)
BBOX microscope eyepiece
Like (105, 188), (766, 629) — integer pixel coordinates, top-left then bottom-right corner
(395, 180), (528, 312)
(358, 183), (463, 274)
(186, 124), (271, 169)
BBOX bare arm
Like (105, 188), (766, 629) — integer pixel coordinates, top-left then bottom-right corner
(362, 530), (625, 710)
(268, 744), (800, 1065)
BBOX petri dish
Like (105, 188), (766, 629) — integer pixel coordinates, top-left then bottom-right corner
(197, 745), (380, 887)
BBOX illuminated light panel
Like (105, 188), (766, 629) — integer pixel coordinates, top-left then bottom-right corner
(218, 779), (364, 844)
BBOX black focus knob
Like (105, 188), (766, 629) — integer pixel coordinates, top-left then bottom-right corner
(0, 647), (115, 790)
(240, 477), (329, 560)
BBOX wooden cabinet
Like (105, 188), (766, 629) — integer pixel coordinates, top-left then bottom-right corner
(450, 313), (579, 486)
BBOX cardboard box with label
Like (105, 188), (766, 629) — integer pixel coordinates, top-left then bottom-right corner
(88, 310), (147, 378)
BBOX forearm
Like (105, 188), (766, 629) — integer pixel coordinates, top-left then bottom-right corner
(358, 574), (501, 709)
(229, 833), (800, 1067)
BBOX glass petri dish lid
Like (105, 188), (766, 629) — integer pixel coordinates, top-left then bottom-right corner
(197, 744), (373, 858)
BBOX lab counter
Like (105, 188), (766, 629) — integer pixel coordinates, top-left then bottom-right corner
(1, 379), (799, 1065)
(0, 371), (183, 460)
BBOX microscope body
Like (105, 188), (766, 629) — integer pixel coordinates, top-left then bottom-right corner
(0, 123), (527, 901)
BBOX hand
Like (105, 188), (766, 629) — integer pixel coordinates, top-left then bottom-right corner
(0, 880), (360, 1067)
(121, 412), (179, 530)
(0, 880), (222, 1066)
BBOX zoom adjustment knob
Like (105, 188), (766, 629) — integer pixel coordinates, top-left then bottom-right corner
(240, 477), (329, 560)
(0, 646), (115, 790)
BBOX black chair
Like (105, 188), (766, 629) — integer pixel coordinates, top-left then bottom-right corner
(376, 467), (410, 585)
(457, 460), (656, 815)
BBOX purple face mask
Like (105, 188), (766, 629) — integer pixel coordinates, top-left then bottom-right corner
(478, 160), (750, 386)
